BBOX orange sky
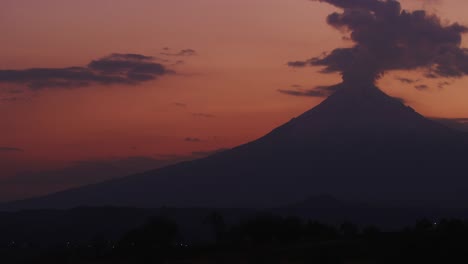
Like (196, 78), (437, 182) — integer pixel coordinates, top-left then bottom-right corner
(1, 0), (468, 200)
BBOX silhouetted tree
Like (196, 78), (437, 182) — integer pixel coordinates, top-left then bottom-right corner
(414, 219), (434, 233)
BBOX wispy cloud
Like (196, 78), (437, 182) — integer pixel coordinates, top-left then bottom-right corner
(437, 81), (452, 89)
(415, 84), (429, 90)
(395, 77), (419, 84)
(0, 147), (23, 152)
(174, 102), (187, 108)
(278, 84), (341, 98)
(161, 49), (197, 57)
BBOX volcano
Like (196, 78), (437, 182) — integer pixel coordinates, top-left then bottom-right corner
(4, 84), (468, 210)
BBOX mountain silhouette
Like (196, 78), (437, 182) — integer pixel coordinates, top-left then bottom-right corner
(4, 83), (468, 210)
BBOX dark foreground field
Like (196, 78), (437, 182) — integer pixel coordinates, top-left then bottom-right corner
(2, 207), (468, 263)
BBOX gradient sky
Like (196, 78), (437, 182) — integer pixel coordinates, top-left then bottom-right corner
(1, 0), (468, 202)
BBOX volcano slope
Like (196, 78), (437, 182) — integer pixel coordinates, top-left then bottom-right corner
(4, 83), (468, 210)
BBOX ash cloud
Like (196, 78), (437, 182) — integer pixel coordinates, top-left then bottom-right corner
(291, 0), (468, 86)
(0, 53), (172, 90)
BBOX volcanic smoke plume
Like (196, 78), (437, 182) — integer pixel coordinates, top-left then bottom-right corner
(289, 0), (468, 86)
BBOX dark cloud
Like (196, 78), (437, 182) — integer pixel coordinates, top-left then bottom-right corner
(0, 53), (172, 90)
(437, 81), (451, 89)
(0, 147), (23, 152)
(415, 84), (429, 90)
(395, 77), (419, 84)
(278, 84), (341, 98)
(161, 49), (197, 57)
(292, 0), (468, 86)
(288, 61), (309, 67)
(192, 113), (216, 118)
(185, 137), (202, 142)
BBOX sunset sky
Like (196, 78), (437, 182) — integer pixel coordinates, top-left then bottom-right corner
(2, 0), (468, 202)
